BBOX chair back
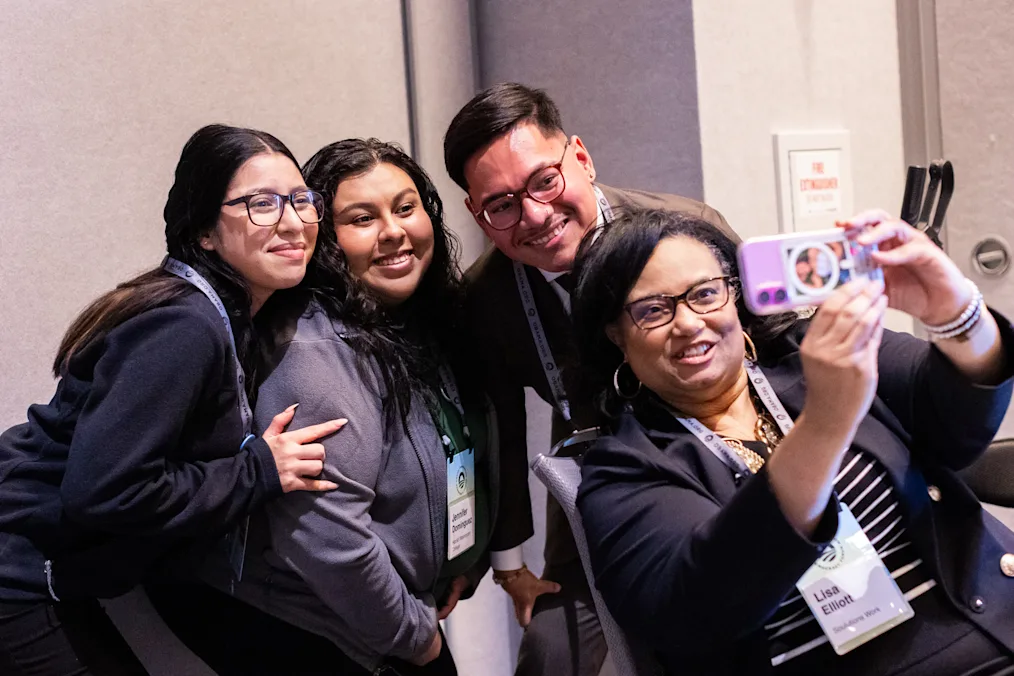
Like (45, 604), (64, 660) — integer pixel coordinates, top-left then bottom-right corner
(960, 438), (1014, 507)
(531, 428), (662, 676)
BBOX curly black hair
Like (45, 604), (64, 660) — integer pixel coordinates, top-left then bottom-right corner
(296, 138), (470, 429)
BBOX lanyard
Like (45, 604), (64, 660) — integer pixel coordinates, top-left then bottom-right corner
(162, 257), (252, 436)
(164, 257), (255, 587)
(670, 360), (793, 477)
(437, 363), (464, 418)
(436, 363), (472, 455)
(511, 186), (614, 422)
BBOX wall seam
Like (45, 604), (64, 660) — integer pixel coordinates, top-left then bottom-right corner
(400, 0), (419, 158)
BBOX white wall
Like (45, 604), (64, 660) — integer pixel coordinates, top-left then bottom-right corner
(692, 0), (912, 333)
(0, 0), (413, 428)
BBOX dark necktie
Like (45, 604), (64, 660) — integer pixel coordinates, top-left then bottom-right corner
(555, 273), (575, 294)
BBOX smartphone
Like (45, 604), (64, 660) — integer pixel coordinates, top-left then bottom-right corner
(737, 228), (883, 315)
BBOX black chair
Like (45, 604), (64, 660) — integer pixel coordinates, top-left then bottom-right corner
(960, 439), (1014, 508)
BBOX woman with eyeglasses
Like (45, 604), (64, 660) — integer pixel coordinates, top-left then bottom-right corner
(571, 208), (1014, 675)
(0, 124), (341, 676)
(160, 138), (497, 676)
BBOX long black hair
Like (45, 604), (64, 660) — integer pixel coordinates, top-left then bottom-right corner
(299, 138), (469, 428)
(55, 124), (299, 387)
(571, 208), (798, 418)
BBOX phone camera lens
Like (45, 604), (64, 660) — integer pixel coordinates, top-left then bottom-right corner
(758, 291), (771, 305)
(774, 289), (788, 302)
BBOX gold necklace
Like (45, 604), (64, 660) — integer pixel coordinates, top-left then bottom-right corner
(719, 392), (783, 472)
(754, 408), (783, 451)
(720, 438), (767, 473)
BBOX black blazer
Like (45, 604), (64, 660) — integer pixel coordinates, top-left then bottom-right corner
(578, 314), (1014, 674)
(463, 184), (736, 560)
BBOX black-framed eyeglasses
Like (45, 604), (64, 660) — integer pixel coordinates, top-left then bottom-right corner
(624, 276), (737, 330)
(223, 190), (325, 227)
(473, 140), (571, 231)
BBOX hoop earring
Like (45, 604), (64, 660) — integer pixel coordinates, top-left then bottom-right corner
(613, 361), (642, 399)
(743, 331), (758, 362)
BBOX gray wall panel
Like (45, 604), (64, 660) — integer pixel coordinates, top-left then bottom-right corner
(474, 0), (704, 198)
(403, 0), (488, 267)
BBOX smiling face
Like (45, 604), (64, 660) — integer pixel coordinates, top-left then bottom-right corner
(202, 152), (318, 314)
(607, 236), (745, 408)
(331, 162), (435, 305)
(462, 123), (599, 272)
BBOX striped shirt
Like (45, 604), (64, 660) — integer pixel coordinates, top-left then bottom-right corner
(756, 444), (1014, 674)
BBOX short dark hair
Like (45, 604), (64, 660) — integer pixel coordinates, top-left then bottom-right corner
(572, 208), (798, 418)
(443, 82), (565, 192)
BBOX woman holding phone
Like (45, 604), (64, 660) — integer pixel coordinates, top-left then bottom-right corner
(572, 207), (1014, 674)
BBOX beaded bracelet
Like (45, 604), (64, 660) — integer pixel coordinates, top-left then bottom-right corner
(923, 279), (985, 342)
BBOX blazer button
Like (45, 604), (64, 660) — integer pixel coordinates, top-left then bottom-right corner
(927, 485), (942, 502)
(970, 596), (986, 613)
(1001, 554), (1014, 577)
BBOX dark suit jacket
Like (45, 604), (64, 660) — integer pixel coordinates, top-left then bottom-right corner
(578, 315), (1014, 674)
(463, 184), (736, 564)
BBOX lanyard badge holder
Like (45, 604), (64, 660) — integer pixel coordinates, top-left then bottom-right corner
(438, 366), (476, 561)
(899, 160), (954, 248)
(795, 501), (914, 655)
(672, 361), (913, 655)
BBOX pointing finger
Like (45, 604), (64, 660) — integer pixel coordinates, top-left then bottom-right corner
(285, 418), (348, 444)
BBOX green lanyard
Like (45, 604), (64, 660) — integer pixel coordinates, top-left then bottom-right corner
(435, 364), (472, 458)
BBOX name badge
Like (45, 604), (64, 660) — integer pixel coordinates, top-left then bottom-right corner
(796, 502), (914, 655)
(447, 448), (476, 560)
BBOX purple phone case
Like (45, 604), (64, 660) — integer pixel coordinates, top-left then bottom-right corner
(737, 230), (881, 316)
(738, 237), (793, 315)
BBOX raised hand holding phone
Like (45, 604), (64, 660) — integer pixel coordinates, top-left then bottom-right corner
(841, 209), (970, 325)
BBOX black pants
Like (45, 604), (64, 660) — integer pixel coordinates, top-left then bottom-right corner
(381, 645), (457, 676)
(146, 582), (456, 676)
(514, 559), (607, 676)
(0, 599), (147, 676)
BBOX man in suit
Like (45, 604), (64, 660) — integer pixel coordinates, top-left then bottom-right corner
(443, 82), (737, 676)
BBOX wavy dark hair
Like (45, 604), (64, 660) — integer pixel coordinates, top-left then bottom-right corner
(299, 138), (468, 427)
(54, 124), (299, 389)
(572, 208), (798, 418)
